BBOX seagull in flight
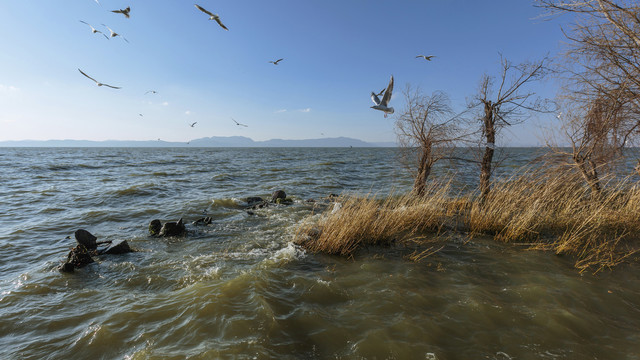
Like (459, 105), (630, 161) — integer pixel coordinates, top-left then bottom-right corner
(102, 24), (129, 42)
(189, 122), (197, 127)
(370, 75), (394, 117)
(195, 4), (228, 30)
(112, 6), (130, 18)
(145, 90), (157, 95)
(269, 58), (284, 65)
(232, 118), (248, 127)
(79, 21), (106, 36)
(78, 69), (121, 89)
(416, 55), (435, 61)
(374, 88), (385, 97)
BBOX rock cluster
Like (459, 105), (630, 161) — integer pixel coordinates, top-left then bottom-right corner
(59, 229), (133, 273)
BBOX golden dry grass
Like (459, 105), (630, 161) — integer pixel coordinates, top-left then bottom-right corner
(295, 169), (640, 272)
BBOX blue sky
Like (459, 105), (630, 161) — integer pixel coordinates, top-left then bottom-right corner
(0, 1), (567, 145)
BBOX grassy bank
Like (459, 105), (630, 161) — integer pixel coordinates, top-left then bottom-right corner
(295, 170), (640, 272)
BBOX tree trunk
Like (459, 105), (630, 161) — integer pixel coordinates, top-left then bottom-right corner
(574, 154), (602, 195)
(480, 102), (495, 202)
(413, 147), (432, 197)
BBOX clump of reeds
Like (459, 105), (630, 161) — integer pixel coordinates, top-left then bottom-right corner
(295, 167), (640, 272)
(294, 181), (459, 257)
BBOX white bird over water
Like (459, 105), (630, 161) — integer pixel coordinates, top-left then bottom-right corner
(269, 58), (284, 65)
(195, 4), (228, 30)
(102, 24), (129, 42)
(416, 55), (435, 61)
(371, 75), (394, 117)
(78, 69), (121, 89)
(111, 6), (130, 18)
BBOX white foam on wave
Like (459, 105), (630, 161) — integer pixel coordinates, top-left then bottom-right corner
(270, 242), (306, 262)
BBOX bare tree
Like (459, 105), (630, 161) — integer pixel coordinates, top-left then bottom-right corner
(471, 55), (551, 201)
(395, 86), (465, 196)
(553, 92), (635, 194)
(537, 0), (640, 175)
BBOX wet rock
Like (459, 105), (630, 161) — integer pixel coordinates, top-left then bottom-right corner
(192, 217), (212, 225)
(99, 239), (133, 255)
(149, 219), (162, 236)
(159, 218), (186, 237)
(246, 210), (255, 216)
(247, 196), (265, 206)
(271, 190), (287, 202)
(59, 244), (94, 273)
(75, 229), (97, 250)
(249, 201), (269, 210)
(275, 197), (293, 205)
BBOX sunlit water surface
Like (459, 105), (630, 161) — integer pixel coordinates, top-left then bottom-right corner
(1, 147), (639, 359)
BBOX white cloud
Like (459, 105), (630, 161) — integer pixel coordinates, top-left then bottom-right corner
(162, 101), (169, 106)
(298, 108), (311, 113)
(185, 110), (191, 115)
(0, 84), (18, 93)
(275, 109), (287, 113)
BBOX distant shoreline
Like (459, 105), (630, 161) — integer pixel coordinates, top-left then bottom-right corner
(0, 136), (399, 148)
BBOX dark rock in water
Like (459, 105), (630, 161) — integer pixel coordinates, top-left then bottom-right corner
(275, 197), (293, 205)
(75, 229), (97, 250)
(271, 190), (287, 202)
(306, 198), (316, 203)
(246, 210), (255, 216)
(149, 219), (162, 236)
(249, 201), (269, 210)
(159, 218), (186, 237)
(192, 217), (213, 226)
(59, 244), (95, 272)
(247, 196), (264, 206)
(59, 262), (75, 273)
(100, 239), (133, 255)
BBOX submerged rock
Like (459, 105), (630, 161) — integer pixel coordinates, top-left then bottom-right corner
(159, 218), (186, 237)
(59, 244), (95, 273)
(99, 239), (133, 255)
(192, 217), (212, 226)
(275, 197), (293, 205)
(75, 229), (98, 250)
(247, 196), (265, 206)
(271, 190), (287, 202)
(149, 219), (162, 236)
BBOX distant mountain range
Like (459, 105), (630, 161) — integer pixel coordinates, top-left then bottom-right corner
(0, 136), (397, 148)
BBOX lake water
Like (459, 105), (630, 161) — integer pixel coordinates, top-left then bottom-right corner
(1, 147), (639, 359)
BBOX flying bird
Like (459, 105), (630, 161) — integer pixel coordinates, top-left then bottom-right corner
(269, 58), (284, 65)
(194, 4), (228, 30)
(139, 114), (144, 117)
(145, 90), (157, 95)
(78, 69), (121, 89)
(189, 122), (197, 127)
(102, 24), (129, 42)
(111, 6), (130, 18)
(80, 21), (105, 35)
(416, 55), (435, 61)
(232, 118), (248, 127)
(370, 75), (394, 117)
(375, 88), (385, 97)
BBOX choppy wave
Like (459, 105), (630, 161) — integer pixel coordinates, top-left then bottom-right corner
(1, 147), (640, 359)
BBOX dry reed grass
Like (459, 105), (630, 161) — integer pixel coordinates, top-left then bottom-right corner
(295, 168), (640, 272)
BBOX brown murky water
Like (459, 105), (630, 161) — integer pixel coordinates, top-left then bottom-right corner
(1, 147), (639, 359)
